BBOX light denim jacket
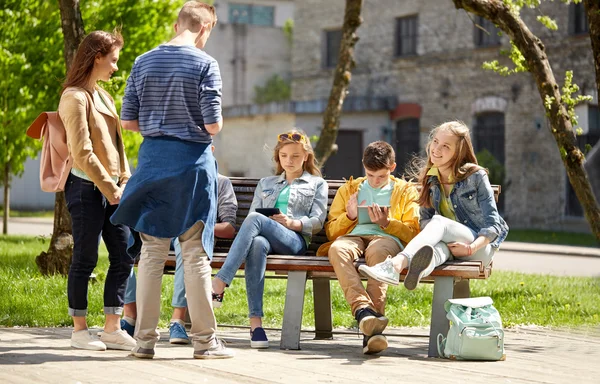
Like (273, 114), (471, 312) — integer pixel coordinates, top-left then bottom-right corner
(250, 171), (328, 243)
(420, 169), (509, 248)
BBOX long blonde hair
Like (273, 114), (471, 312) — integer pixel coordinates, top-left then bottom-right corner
(273, 129), (322, 177)
(414, 121), (483, 207)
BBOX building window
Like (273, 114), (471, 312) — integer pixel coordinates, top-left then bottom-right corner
(566, 105), (600, 216)
(229, 3), (275, 26)
(395, 15), (418, 57)
(569, 2), (588, 35)
(323, 29), (343, 69)
(394, 118), (420, 175)
(474, 16), (501, 47)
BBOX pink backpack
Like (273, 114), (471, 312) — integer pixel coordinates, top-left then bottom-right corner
(26, 112), (73, 192)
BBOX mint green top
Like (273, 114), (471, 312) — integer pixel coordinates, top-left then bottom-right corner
(350, 179), (402, 248)
(275, 185), (290, 216)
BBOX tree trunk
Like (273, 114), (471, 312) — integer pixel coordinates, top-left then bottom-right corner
(451, 0), (600, 240)
(314, 0), (363, 166)
(584, 0), (600, 101)
(58, 0), (85, 69)
(35, 0), (85, 275)
(3, 163), (9, 235)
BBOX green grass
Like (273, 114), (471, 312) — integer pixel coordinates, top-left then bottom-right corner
(506, 229), (598, 247)
(0, 209), (54, 218)
(1, 235), (599, 330)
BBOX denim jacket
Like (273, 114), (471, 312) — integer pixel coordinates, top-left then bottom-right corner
(420, 169), (509, 248)
(250, 171), (328, 242)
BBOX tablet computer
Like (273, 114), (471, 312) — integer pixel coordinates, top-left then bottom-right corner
(357, 205), (390, 225)
(255, 208), (281, 217)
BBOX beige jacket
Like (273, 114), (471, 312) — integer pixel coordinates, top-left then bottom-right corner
(58, 86), (130, 200)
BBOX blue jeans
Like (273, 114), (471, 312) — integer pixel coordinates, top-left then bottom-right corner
(172, 239), (187, 308)
(65, 174), (133, 316)
(215, 212), (307, 318)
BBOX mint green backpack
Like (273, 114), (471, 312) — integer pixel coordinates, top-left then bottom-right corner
(437, 297), (505, 361)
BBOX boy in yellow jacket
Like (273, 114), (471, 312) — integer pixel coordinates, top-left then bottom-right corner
(317, 141), (419, 355)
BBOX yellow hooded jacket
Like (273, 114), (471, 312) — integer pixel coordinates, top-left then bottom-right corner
(316, 175), (420, 256)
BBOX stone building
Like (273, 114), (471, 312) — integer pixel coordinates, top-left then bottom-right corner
(291, 0), (596, 231)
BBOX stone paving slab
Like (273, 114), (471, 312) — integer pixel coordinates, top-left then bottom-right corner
(1, 326), (599, 384)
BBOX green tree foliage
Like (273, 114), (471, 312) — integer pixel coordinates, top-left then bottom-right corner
(1, 0), (184, 182)
(476, 149), (505, 186)
(0, 2), (65, 187)
(253, 74), (291, 105)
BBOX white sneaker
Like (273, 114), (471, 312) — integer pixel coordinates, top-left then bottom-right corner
(71, 330), (107, 351)
(358, 258), (400, 286)
(99, 329), (137, 351)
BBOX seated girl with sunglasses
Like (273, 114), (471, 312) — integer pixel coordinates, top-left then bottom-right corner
(211, 129), (328, 349)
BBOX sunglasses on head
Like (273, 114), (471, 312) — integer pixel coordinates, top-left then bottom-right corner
(278, 133), (308, 144)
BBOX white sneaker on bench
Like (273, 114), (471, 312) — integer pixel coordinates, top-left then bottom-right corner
(358, 258), (400, 286)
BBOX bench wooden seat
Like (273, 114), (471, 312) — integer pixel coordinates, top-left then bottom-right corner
(163, 177), (499, 357)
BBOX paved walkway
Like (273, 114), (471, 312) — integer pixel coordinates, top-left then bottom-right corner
(1, 326), (599, 383)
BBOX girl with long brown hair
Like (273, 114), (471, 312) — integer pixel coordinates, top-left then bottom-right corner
(359, 121), (509, 289)
(58, 30), (135, 351)
(211, 129), (328, 349)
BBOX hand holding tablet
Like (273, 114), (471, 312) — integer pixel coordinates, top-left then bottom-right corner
(357, 204), (390, 225)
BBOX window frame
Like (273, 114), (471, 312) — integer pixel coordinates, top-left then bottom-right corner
(323, 28), (343, 69)
(394, 15), (419, 57)
(473, 16), (502, 48)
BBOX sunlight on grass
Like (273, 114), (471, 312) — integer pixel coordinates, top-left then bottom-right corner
(1, 235), (599, 330)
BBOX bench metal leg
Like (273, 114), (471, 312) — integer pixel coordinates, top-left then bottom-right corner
(280, 271), (308, 350)
(429, 276), (454, 358)
(453, 278), (471, 299)
(312, 277), (333, 340)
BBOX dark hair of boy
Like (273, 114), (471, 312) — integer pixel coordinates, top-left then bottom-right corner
(362, 141), (396, 171)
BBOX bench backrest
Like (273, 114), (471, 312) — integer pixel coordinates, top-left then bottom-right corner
(216, 177), (500, 256)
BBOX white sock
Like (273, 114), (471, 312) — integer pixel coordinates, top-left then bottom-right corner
(171, 318), (185, 326)
(123, 316), (136, 326)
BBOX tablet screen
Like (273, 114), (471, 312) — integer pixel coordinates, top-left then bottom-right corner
(357, 205), (390, 225)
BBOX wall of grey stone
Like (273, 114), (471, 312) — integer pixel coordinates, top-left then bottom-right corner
(292, 0), (595, 231)
(213, 113), (296, 177)
(206, 0), (293, 107)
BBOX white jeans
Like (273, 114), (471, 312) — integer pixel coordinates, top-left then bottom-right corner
(401, 215), (495, 277)
(134, 221), (218, 350)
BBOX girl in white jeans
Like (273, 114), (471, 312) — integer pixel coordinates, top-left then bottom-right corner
(359, 121), (509, 289)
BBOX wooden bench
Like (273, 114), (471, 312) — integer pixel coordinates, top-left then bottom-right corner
(165, 177), (500, 357)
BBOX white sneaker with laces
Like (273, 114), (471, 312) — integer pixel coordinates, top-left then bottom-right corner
(71, 329), (107, 351)
(99, 329), (137, 351)
(358, 258), (400, 286)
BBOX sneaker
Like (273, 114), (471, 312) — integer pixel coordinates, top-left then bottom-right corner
(212, 291), (225, 308)
(354, 307), (388, 337)
(120, 318), (135, 337)
(193, 338), (235, 359)
(169, 321), (190, 345)
(250, 327), (269, 349)
(404, 245), (434, 291)
(70, 329), (107, 351)
(363, 334), (388, 355)
(99, 329), (137, 351)
(358, 258), (400, 286)
(131, 345), (155, 359)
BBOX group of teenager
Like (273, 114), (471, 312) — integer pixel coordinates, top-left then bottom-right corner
(57, 1), (509, 360)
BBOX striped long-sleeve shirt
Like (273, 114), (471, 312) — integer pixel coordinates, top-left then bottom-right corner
(121, 44), (222, 143)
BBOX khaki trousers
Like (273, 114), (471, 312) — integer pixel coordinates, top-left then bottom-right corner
(134, 221), (217, 350)
(328, 235), (402, 316)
